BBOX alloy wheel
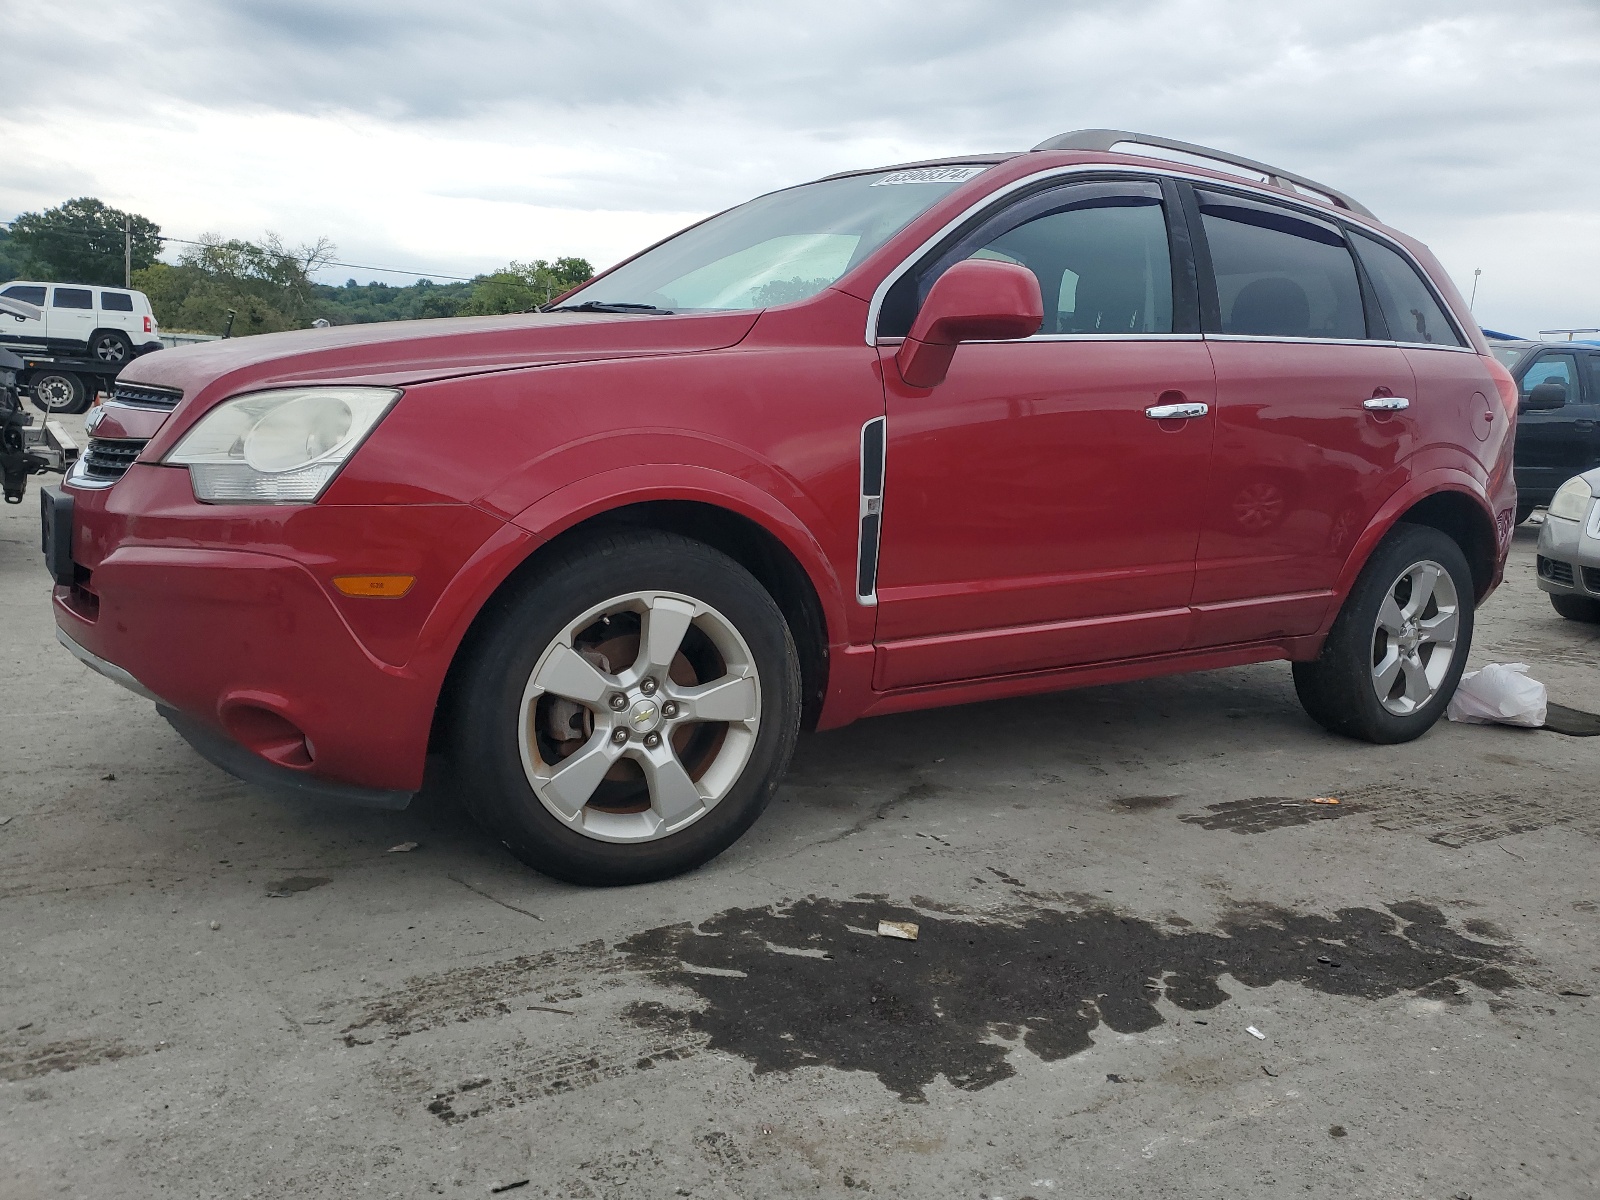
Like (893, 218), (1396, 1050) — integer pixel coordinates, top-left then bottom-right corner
(517, 590), (761, 843)
(1369, 558), (1461, 716)
(94, 336), (127, 363)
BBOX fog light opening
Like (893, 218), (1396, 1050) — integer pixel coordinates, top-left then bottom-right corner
(221, 703), (314, 769)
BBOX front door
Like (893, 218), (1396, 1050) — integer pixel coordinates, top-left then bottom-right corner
(871, 178), (1215, 690)
(1514, 350), (1592, 503)
(0, 284), (48, 351)
(1187, 186), (1418, 646)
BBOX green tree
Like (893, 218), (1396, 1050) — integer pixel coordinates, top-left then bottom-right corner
(132, 233), (337, 335)
(8, 197), (162, 286)
(0, 223), (26, 283)
(459, 257), (594, 315)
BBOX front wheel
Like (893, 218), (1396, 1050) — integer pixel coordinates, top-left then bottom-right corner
(1551, 593), (1600, 623)
(450, 531), (801, 885)
(1294, 523), (1475, 743)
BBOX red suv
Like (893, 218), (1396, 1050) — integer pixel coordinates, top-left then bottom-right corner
(43, 130), (1517, 885)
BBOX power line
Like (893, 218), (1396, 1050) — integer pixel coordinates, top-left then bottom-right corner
(0, 218), (478, 282)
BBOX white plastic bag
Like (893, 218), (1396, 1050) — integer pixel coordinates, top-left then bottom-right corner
(1446, 662), (1547, 728)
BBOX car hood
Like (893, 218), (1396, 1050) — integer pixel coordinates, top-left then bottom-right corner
(116, 309), (761, 405)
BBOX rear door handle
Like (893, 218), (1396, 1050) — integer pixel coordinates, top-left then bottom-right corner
(1145, 402), (1209, 420)
(1363, 396), (1411, 412)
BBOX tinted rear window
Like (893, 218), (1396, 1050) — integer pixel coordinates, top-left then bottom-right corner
(1198, 190), (1365, 340)
(100, 291), (135, 311)
(1349, 232), (1464, 347)
(53, 287), (94, 310)
(2, 285), (47, 306)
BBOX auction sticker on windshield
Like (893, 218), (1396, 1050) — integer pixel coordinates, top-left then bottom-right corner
(871, 166), (988, 186)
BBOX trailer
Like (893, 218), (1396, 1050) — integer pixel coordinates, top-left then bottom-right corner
(15, 350), (138, 415)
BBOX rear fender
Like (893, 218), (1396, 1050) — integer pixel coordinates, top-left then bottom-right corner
(1327, 469), (1500, 634)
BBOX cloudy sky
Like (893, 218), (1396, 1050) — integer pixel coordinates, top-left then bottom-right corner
(4, 0), (1599, 335)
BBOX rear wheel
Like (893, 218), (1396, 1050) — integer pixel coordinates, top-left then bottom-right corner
(450, 530), (801, 885)
(89, 329), (132, 366)
(29, 371), (88, 415)
(1515, 502), (1536, 526)
(1551, 593), (1600, 623)
(1293, 523), (1474, 743)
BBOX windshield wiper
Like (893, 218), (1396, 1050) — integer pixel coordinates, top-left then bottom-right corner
(546, 300), (672, 314)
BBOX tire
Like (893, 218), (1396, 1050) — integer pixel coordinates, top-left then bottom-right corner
(1515, 503), (1536, 526)
(89, 329), (132, 366)
(1293, 522), (1475, 744)
(29, 371), (88, 415)
(450, 530), (802, 885)
(1551, 593), (1600, 623)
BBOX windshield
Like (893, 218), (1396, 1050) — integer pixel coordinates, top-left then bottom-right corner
(558, 165), (992, 313)
(1490, 344), (1528, 369)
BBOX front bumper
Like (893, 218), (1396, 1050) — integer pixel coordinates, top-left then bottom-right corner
(53, 463), (511, 795)
(58, 627), (413, 808)
(1535, 503), (1600, 598)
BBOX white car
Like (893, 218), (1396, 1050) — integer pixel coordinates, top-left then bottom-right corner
(0, 281), (162, 366)
(1535, 468), (1600, 623)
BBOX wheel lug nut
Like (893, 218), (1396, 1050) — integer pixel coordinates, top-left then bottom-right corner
(639, 677), (658, 696)
(608, 693), (627, 711)
(643, 732), (662, 749)
(661, 701), (678, 719)
(611, 727), (628, 744)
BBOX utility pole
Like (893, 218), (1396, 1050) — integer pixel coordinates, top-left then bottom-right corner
(1469, 268), (1481, 312)
(123, 215), (132, 288)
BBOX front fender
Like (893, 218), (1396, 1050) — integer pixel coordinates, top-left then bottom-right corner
(506, 462), (857, 651)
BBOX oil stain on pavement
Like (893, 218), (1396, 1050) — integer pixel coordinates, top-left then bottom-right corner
(1179, 796), (1351, 834)
(617, 897), (1516, 1101)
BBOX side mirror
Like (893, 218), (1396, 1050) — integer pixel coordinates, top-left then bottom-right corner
(894, 259), (1043, 389)
(1523, 381), (1567, 412)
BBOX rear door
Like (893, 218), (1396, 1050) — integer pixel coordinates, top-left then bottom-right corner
(1186, 186), (1416, 646)
(1347, 231), (1494, 477)
(48, 286), (97, 351)
(1513, 351), (1584, 502)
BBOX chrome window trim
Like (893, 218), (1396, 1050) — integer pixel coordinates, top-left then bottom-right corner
(1204, 334), (1478, 353)
(864, 163), (1474, 350)
(943, 333), (1206, 346)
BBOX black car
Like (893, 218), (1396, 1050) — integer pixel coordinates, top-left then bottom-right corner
(1491, 339), (1600, 523)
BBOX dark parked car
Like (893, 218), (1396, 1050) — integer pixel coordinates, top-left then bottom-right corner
(1490, 340), (1600, 523)
(45, 129), (1516, 885)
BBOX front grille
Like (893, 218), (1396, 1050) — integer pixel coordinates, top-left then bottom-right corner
(1538, 556), (1575, 588)
(111, 383), (182, 410)
(81, 437), (148, 481)
(1583, 566), (1600, 594)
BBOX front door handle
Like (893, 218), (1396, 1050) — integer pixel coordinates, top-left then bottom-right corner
(1575, 419), (1596, 433)
(1363, 396), (1411, 412)
(1145, 401), (1209, 420)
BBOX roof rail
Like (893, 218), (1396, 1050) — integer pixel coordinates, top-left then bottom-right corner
(1031, 129), (1376, 220)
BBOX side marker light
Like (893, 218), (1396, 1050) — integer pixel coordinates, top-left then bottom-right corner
(333, 574), (415, 598)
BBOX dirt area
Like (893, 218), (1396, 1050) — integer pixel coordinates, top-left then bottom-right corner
(2, 437), (1597, 1198)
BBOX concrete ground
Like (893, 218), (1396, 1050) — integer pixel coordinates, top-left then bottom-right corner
(2, 421), (1597, 1199)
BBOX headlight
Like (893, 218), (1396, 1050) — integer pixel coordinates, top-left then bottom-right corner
(164, 387), (400, 503)
(1548, 476), (1595, 523)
